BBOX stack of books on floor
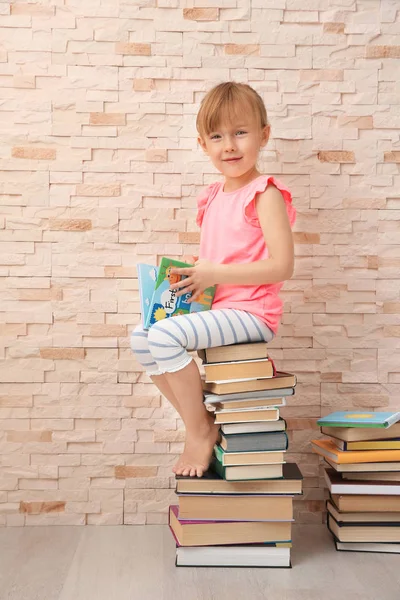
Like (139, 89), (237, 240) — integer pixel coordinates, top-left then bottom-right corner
(168, 342), (303, 568)
(312, 410), (400, 555)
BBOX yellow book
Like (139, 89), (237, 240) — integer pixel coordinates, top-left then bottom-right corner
(312, 438), (400, 464)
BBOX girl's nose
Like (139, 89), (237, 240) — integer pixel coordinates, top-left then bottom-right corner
(224, 136), (236, 151)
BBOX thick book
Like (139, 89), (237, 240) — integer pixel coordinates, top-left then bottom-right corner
(175, 544), (291, 567)
(334, 540), (400, 554)
(197, 342), (269, 365)
(327, 499), (400, 524)
(317, 411), (400, 429)
(203, 388), (295, 406)
(214, 407), (280, 425)
(202, 372), (296, 395)
(168, 504), (292, 547)
(324, 457), (400, 473)
(220, 431), (288, 453)
(212, 455), (283, 481)
(137, 263), (158, 327)
(204, 358), (275, 383)
(324, 468), (400, 496)
(177, 493), (293, 522)
(312, 438), (400, 464)
(175, 461), (303, 495)
(321, 423), (400, 442)
(221, 418), (287, 436)
(330, 437), (400, 451)
(327, 513), (400, 543)
(139, 257), (216, 329)
(214, 443), (285, 467)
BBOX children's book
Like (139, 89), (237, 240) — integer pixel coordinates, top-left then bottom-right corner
(137, 258), (216, 330)
(317, 411), (400, 429)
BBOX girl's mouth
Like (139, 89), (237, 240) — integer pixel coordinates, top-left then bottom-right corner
(224, 158), (242, 163)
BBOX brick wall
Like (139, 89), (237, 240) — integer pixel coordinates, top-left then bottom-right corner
(1, 1), (399, 526)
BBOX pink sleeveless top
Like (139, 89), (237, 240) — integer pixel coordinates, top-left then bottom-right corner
(196, 175), (296, 334)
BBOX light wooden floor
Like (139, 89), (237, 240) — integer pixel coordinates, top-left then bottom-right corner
(0, 524), (398, 600)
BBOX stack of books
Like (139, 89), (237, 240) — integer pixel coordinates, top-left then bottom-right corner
(168, 342), (303, 568)
(312, 410), (400, 554)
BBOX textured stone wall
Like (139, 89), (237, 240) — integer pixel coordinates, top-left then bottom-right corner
(0, 0), (399, 526)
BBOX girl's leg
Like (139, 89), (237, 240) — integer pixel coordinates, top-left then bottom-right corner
(147, 309), (274, 477)
(130, 326), (184, 419)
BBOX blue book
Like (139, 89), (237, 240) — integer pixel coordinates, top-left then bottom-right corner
(137, 258), (216, 330)
(317, 411), (400, 429)
(137, 264), (158, 327)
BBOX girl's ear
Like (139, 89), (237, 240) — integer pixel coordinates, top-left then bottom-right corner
(197, 136), (208, 154)
(260, 125), (270, 148)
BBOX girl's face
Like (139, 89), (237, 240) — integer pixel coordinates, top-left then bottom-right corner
(198, 114), (269, 182)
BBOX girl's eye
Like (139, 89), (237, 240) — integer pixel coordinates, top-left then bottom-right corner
(210, 131), (246, 140)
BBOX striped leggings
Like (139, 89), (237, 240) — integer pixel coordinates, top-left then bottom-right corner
(130, 308), (275, 376)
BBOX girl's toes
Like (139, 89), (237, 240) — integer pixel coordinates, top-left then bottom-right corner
(189, 467), (196, 477)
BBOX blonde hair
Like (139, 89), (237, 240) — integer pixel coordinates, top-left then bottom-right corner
(196, 81), (269, 140)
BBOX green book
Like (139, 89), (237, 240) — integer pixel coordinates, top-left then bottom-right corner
(211, 455), (284, 482)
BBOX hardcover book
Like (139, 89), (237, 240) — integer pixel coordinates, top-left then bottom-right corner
(317, 411), (400, 429)
(175, 462), (303, 495)
(137, 257), (216, 330)
(312, 438), (400, 464)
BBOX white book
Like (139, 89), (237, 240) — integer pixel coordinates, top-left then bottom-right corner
(221, 420), (286, 435)
(335, 541), (400, 554)
(324, 468), (400, 496)
(215, 401), (285, 414)
(176, 545), (291, 567)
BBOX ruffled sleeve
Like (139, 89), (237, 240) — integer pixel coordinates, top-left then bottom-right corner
(196, 182), (220, 228)
(243, 176), (296, 228)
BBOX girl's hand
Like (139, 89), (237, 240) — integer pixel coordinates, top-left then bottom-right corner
(169, 259), (218, 302)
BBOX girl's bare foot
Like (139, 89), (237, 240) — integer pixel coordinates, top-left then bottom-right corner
(173, 414), (220, 478)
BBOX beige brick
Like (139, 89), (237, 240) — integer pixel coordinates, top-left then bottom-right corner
(183, 8), (218, 21)
(89, 113), (126, 126)
(40, 348), (85, 360)
(145, 149), (167, 162)
(115, 466), (158, 479)
(49, 219), (92, 231)
(323, 23), (345, 34)
(115, 43), (151, 56)
(133, 79), (155, 91)
(366, 46), (400, 58)
(300, 70), (343, 81)
(384, 152), (400, 163)
(76, 184), (121, 197)
(7, 431), (52, 442)
(224, 44), (260, 56)
(11, 4), (55, 15)
(317, 151), (355, 163)
(89, 325), (127, 337)
(20, 501), (65, 514)
(12, 147), (56, 160)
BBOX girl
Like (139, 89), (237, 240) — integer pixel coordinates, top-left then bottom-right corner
(131, 82), (296, 478)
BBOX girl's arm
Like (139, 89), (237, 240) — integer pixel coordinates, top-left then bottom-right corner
(214, 185), (294, 285)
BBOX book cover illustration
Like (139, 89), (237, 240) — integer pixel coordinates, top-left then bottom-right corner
(137, 263), (158, 327)
(144, 257), (216, 329)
